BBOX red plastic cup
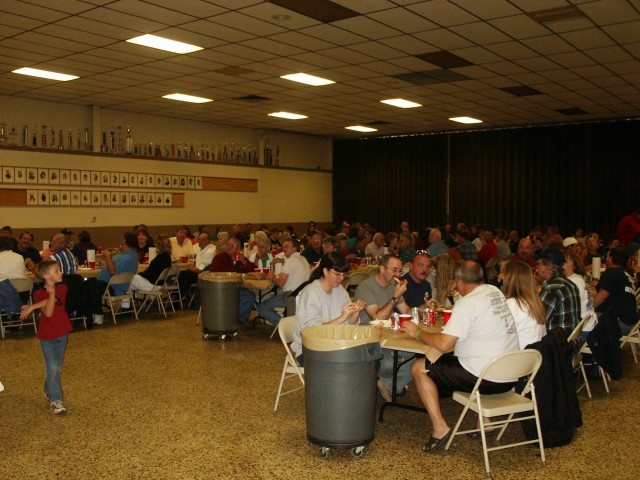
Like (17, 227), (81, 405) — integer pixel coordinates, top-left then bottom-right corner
(97, 247), (103, 254)
(181, 256), (188, 263)
(355, 257), (362, 266)
(442, 310), (453, 325)
(233, 252), (242, 262)
(399, 314), (411, 327)
(143, 254), (149, 263)
(262, 268), (270, 275)
(89, 261), (95, 269)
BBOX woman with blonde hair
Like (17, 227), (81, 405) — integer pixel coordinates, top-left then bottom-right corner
(432, 253), (457, 306)
(501, 259), (547, 349)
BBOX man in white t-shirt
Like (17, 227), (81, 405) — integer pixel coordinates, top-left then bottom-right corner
(258, 239), (310, 326)
(401, 260), (519, 453)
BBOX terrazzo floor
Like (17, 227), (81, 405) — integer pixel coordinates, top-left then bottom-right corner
(0, 309), (638, 480)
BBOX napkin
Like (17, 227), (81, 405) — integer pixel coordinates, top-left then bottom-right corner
(148, 247), (157, 262)
(592, 257), (601, 279)
(87, 249), (96, 263)
(43, 240), (50, 251)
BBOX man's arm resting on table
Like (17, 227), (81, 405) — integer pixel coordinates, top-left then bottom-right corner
(416, 331), (457, 353)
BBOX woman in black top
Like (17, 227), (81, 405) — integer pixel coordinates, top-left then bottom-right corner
(136, 229), (155, 263)
(129, 234), (172, 292)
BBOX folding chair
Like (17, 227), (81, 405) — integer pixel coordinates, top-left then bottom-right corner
(162, 264), (183, 311)
(576, 312), (611, 395)
(567, 315), (592, 398)
(620, 317), (640, 364)
(102, 272), (138, 324)
(0, 278), (37, 339)
(274, 315), (304, 413)
(445, 350), (545, 478)
(137, 267), (172, 317)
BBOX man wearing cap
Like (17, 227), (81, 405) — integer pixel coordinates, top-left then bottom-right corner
(61, 228), (75, 249)
(536, 247), (581, 334)
(563, 236), (581, 253)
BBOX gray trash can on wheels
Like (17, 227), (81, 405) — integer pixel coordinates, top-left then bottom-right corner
(198, 272), (242, 341)
(302, 325), (382, 458)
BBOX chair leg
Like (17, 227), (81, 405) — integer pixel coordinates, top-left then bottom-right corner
(578, 363), (592, 399)
(600, 367), (610, 393)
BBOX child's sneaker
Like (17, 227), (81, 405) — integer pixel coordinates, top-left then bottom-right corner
(51, 400), (66, 415)
(93, 314), (104, 325)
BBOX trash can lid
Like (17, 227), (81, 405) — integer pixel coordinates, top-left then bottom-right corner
(302, 324), (381, 351)
(198, 271), (243, 283)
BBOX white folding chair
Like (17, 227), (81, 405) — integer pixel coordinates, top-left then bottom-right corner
(102, 272), (138, 324)
(137, 267), (171, 317)
(274, 315), (304, 413)
(445, 350), (545, 478)
(0, 278), (37, 339)
(162, 265), (183, 311)
(567, 315), (592, 398)
(620, 317), (640, 364)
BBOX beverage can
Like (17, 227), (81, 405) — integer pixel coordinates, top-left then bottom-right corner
(391, 313), (400, 330)
(428, 309), (436, 327)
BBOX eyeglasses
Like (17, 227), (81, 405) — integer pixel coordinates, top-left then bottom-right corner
(383, 265), (401, 273)
(328, 270), (348, 279)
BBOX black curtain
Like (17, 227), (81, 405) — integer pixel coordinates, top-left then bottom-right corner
(333, 119), (640, 236)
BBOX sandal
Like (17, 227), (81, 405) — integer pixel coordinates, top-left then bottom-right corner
(422, 429), (452, 453)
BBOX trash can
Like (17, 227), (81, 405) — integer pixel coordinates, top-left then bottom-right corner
(198, 272), (242, 340)
(302, 324), (382, 457)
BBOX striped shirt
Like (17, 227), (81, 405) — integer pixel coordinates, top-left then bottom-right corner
(52, 249), (77, 275)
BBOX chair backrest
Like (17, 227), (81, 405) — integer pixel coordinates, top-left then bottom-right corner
(164, 264), (181, 285)
(153, 267), (172, 286)
(480, 350), (542, 383)
(567, 314), (590, 342)
(278, 315), (296, 345)
(107, 272), (135, 288)
(9, 277), (34, 294)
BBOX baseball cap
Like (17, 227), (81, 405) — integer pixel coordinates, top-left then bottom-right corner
(61, 228), (73, 235)
(538, 247), (566, 267)
(562, 237), (578, 248)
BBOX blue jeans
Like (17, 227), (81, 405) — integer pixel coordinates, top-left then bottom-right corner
(257, 292), (288, 326)
(239, 288), (256, 326)
(379, 350), (413, 393)
(40, 335), (68, 402)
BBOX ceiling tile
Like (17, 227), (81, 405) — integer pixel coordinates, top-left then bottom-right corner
(406, 0), (479, 26)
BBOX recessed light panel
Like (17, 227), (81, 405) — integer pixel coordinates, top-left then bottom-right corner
(12, 67), (78, 81)
(163, 93), (212, 104)
(449, 116), (483, 124)
(345, 126), (378, 132)
(127, 34), (203, 54)
(380, 98), (422, 109)
(281, 73), (335, 86)
(268, 112), (308, 120)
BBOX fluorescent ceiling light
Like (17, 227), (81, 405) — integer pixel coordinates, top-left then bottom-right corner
(380, 98), (422, 109)
(268, 112), (308, 120)
(127, 34), (203, 54)
(12, 67), (78, 82)
(449, 116), (483, 124)
(163, 93), (212, 104)
(345, 126), (378, 132)
(281, 73), (335, 86)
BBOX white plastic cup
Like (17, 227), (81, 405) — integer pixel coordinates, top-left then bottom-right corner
(592, 257), (601, 279)
(148, 247), (157, 262)
(43, 240), (50, 251)
(87, 249), (96, 262)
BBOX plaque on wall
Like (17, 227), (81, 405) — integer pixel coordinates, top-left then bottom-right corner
(101, 172), (110, 186)
(155, 192), (163, 205)
(70, 170), (80, 185)
(49, 169), (60, 185)
(111, 192), (120, 206)
(37, 168), (48, 184)
(164, 193), (172, 206)
(60, 170), (70, 184)
(15, 167), (26, 184)
(172, 176), (179, 188)
(49, 190), (60, 205)
(111, 173), (119, 186)
(27, 168), (37, 184)
(195, 177), (202, 189)
(81, 171), (90, 186)
(163, 175), (171, 188)
(60, 191), (70, 205)
(102, 192), (110, 206)
(138, 173), (146, 187)
(139, 193), (146, 205)
(129, 174), (137, 187)
(81, 191), (91, 205)
(92, 192), (101, 205)
(27, 190), (38, 205)
(71, 191), (81, 206)
(129, 192), (138, 206)
(38, 190), (49, 205)
(155, 174), (163, 188)
(91, 172), (100, 186)
(187, 176), (194, 189)
(120, 173), (128, 186)
(147, 193), (154, 205)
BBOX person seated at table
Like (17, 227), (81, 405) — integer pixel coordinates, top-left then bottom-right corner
(178, 232), (216, 302)
(454, 230), (477, 261)
(13, 231), (42, 267)
(136, 229), (154, 262)
(563, 249), (596, 339)
(249, 236), (273, 271)
(71, 230), (97, 265)
(322, 236), (339, 255)
(401, 261), (520, 452)
(354, 254), (412, 402)
(0, 237), (27, 281)
(477, 229), (497, 264)
(259, 239), (310, 327)
(48, 234), (77, 276)
(365, 232), (386, 258)
(60, 228), (75, 250)
(431, 253), (457, 307)
(512, 237), (536, 271)
(335, 233), (350, 258)
(301, 233), (323, 265)
(170, 225), (194, 260)
(129, 234), (172, 293)
(290, 252), (365, 365)
(350, 234), (368, 259)
(268, 228), (282, 251)
(501, 259), (547, 349)
(400, 251), (433, 309)
(536, 247), (581, 335)
(1, 226), (18, 250)
(398, 232), (415, 265)
(214, 231), (230, 255)
(87, 231), (139, 327)
(386, 232), (399, 256)
(425, 228), (447, 258)
(583, 233), (603, 267)
(210, 237), (257, 326)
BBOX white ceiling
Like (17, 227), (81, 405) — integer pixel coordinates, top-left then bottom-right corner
(1, 0), (639, 138)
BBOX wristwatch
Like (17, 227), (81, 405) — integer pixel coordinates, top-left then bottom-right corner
(390, 296), (398, 304)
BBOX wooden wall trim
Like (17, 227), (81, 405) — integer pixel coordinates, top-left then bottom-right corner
(202, 177), (257, 192)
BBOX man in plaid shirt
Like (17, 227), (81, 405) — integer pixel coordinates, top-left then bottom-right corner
(536, 247), (581, 334)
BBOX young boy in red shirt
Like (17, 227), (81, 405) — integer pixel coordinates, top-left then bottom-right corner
(21, 260), (73, 414)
